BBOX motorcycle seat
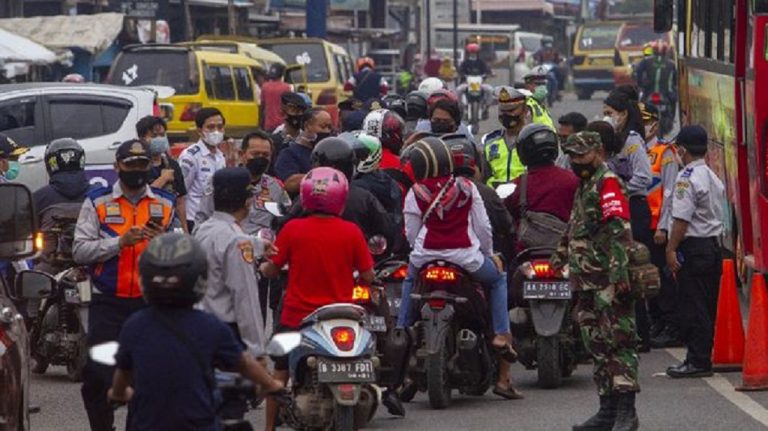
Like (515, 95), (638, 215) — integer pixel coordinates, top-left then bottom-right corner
(300, 303), (365, 327)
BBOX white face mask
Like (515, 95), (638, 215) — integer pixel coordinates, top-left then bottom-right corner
(602, 115), (617, 130)
(204, 130), (224, 147)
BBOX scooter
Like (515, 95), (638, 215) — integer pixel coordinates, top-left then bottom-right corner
(267, 304), (380, 431)
(461, 75), (487, 131)
(407, 260), (498, 409)
(508, 247), (581, 389)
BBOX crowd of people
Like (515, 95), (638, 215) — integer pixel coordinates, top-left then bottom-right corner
(0, 57), (724, 431)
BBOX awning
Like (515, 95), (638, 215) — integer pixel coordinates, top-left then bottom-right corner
(0, 13), (125, 54)
(0, 28), (57, 64)
(471, 0), (554, 13)
(188, 0), (254, 6)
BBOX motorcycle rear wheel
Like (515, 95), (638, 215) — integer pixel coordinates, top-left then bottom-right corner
(537, 335), (563, 389)
(426, 332), (452, 409)
(333, 405), (355, 431)
(31, 355), (49, 375)
(66, 334), (87, 382)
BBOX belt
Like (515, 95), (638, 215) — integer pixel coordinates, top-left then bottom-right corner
(681, 236), (720, 246)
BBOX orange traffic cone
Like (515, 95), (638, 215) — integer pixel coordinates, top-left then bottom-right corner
(711, 259), (745, 372)
(737, 274), (768, 391)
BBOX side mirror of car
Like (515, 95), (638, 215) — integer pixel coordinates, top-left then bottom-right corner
(11, 270), (56, 301)
(0, 183), (37, 260)
(653, 0), (674, 33)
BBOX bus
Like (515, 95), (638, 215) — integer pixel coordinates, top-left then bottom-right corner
(654, 0), (767, 277)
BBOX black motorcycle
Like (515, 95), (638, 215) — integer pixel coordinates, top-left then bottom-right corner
(509, 247), (582, 389)
(408, 260), (498, 409)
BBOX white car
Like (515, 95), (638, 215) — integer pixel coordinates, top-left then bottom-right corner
(0, 83), (158, 191)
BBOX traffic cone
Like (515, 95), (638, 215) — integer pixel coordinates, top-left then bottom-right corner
(711, 259), (745, 372)
(737, 274), (768, 391)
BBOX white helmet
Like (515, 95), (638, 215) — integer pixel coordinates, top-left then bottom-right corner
(524, 66), (549, 82)
(418, 77), (445, 95)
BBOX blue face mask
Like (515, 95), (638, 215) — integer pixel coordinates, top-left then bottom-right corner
(149, 136), (170, 156)
(5, 160), (20, 180)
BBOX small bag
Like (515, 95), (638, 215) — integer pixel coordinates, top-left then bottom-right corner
(627, 242), (661, 298)
(517, 173), (568, 249)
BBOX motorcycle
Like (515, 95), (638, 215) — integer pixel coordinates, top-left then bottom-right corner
(267, 304), (380, 431)
(461, 75), (487, 131)
(643, 91), (674, 137)
(539, 63), (560, 108)
(407, 261), (498, 409)
(508, 247), (581, 389)
(28, 216), (89, 382)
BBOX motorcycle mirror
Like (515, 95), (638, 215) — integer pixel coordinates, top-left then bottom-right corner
(89, 341), (120, 366)
(495, 183), (517, 199)
(367, 235), (388, 256)
(267, 332), (302, 357)
(256, 228), (276, 242)
(264, 202), (283, 217)
(11, 270), (56, 301)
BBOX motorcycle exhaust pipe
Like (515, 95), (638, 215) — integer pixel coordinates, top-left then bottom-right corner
(456, 329), (483, 377)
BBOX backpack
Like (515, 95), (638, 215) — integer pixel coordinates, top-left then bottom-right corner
(626, 242), (661, 298)
(517, 173), (568, 249)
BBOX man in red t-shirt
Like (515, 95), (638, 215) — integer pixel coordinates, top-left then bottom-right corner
(260, 64), (294, 132)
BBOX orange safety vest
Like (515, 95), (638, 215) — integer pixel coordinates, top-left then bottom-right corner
(88, 187), (175, 298)
(647, 142), (675, 230)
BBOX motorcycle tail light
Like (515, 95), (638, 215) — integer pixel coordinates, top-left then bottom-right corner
(423, 267), (459, 283)
(391, 265), (408, 280)
(34, 232), (44, 252)
(352, 285), (371, 302)
(331, 327), (356, 351)
(179, 103), (201, 121)
(651, 92), (662, 105)
(520, 260), (557, 279)
(427, 298), (447, 310)
(338, 384), (356, 400)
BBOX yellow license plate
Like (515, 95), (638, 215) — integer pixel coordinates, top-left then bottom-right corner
(469, 83), (481, 91)
(590, 58), (613, 65)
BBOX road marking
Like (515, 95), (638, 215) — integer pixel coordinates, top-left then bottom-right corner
(665, 348), (768, 427)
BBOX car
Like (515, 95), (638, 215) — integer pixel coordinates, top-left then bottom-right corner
(572, 20), (624, 100)
(0, 83), (157, 191)
(510, 31), (547, 84)
(0, 182), (50, 430)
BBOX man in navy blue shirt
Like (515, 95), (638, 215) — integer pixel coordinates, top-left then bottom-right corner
(274, 107), (333, 196)
(109, 233), (282, 430)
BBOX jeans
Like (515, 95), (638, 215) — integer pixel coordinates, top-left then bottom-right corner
(397, 257), (510, 335)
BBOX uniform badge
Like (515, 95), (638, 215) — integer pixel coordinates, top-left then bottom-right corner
(149, 203), (163, 218)
(106, 203), (121, 217)
(238, 240), (255, 264)
(104, 216), (125, 224)
(488, 143), (500, 160)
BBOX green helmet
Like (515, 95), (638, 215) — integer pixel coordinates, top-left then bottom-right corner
(351, 132), (382, 174)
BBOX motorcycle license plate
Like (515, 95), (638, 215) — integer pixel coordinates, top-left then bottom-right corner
(469, 83), (481, 92)
(317, 358), (375, 383)
(64, 288), (81, 304)
(523, 281), (572, 300)
(363, 315), (387, 333)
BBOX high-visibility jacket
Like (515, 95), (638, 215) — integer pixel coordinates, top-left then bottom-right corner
(482, 129), (526, 187)
(526, 97), (555, 130)
(647, 141), (676, 229)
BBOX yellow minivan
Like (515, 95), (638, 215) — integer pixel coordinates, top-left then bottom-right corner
(255, 38), (353, 125)
(108, 44), (261, 141)
(572, 20), (624, 100)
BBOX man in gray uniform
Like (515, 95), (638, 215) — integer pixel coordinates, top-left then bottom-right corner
(194, 167), (274, 357)
(665, 125), (724, 378)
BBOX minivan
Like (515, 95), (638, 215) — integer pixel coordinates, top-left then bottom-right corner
(572, 21), (624, 100)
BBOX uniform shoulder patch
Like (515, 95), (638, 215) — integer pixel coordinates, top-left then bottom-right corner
(625, 143), (640, 155)
(186, 144), (202, 156)
(86, 185), (112, 200)
(482, 129), (503, 145)
(238, 240), (255, 264)
(681, 167), (694, 178)
(599, 177), (630, 221)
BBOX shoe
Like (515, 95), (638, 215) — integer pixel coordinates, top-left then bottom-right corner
(666, 363), (713, 378)
(611, 393), (639, 431)
(650, 327), (683, 348)
(573, 395), (617, 431)
(637, 342), (651, 353)
(382, 389), (405, 417)
(649, 322), (666, 339)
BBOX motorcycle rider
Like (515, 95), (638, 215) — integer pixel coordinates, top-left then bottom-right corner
(381, 94), (409, 121)
(533, 38), (565, 92)
(274, 107), (333, 196)
(636, 40), (677, 110)
(415, 90), (478, 140)
(404, 91), (429, 132)
(345, 56), (389, 103)
(74, 139), (176, 431)
(522, 67), (556, 129)
(261, 166), (376, 430)
(269, 92), (310, 174)
(108, 232), (284, 430)
(0, 133), (27, 183)
(362, 108), (407, 170)
(482, 86), (529, 187)
(418, 76), (445, 95)
(632, 42), (656, 96)
(397, 136), (522, 399)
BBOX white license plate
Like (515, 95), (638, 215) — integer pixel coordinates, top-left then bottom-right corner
(363, 315), (387, 333)
(317, 358), (375, 383)
(523, 281), (572, 299)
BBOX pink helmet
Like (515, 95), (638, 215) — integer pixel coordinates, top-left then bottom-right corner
(300, 167), (349, 216)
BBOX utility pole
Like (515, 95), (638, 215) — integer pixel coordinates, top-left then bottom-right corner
(228, 0), (237, 34)
(425, 0), (431, 54)
(452, 0), (458, 83)
(182, 0), (194, 40)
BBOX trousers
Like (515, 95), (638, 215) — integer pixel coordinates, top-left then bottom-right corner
(629, 196), (652, 345)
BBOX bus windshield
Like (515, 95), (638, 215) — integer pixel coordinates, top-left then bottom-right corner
(579, 24), (621, 50)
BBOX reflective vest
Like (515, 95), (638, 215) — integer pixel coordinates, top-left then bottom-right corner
(483, 130), (526, 187)
(86, 187), (175, 298)
(526, 98), (555, 130)
(647, 142), (674, 229)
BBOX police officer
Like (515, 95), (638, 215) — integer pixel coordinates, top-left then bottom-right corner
(482, 87), (529, 187)
(666, 125), (724, 378)
(0, 133), (28, 183)
(522, 67), (555, 130)
(73, 139), (176, 431)
(194, 167), (274, 357)
(178, 108), (227, 232)
(551, 132), (639, 431)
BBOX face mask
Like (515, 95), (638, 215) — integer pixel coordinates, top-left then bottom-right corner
(149, 136), (170, 156)
(469, 55), (478, 61)
(499, 115), (521, 129)
(602, 115), (618, 130)
(533, 85), (548, 102)
(570, 161), (597, 180)
(119, 169), (149, 189)
(314, 132), (332, 145)
(286, 115), (303, 130)
(4, 161), (20, 180)
(203, 130), (224, 147)
(431, 121), (455, 135)
(246, 157), (270, 177)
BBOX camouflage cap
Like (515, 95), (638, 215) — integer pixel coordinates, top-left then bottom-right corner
(562, 131), (602, 155)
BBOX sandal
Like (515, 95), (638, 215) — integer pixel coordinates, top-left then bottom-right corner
(492, 342), (518, 362)
(493, 383), (524, 400)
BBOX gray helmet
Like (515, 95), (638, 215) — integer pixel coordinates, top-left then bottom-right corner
(517, 123), (559, 167)
(139, 233), (208, 307)
(44, 137), (85, 176)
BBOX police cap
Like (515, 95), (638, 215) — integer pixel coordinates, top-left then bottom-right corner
(0, 133), (29, 159)
(115, 139), (150, 163)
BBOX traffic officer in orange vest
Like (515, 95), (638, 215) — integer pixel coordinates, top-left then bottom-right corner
(73, 139), (176, 431)
(642, 103), (682, 348)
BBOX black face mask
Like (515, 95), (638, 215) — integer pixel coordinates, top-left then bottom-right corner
(119, 169), (149, 189)
(314, 132), (332, 144)
(570, 161), (598, 180)
(246, 156), (270, 177)
(499, 115), (521, 129)
(286, 115), (303, 130)
(431, 121), (455, 135)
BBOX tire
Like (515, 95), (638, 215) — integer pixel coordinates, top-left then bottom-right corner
(470, 102), (480, 131)
(334, 405), (355, 431)
(31, 354), (49, 375)
(537, 336), (562, 389)
(426, 332), (452, 409)
(576, 88), (592, 100)
(67, 334), (87, 382)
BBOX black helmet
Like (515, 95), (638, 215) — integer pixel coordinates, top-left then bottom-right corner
(139, 233), (208, 307)
(44, 137), (85, 176)
(311, 137), (357, 179)
(381, 94), (408, 119)
(404, 136), (453, 181)
(405, 91), (428, 121)
(442, 133), (478, 177)
(517, 123), (559, 167)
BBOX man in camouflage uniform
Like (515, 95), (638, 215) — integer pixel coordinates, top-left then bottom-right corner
(551, 131), (640, 431)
